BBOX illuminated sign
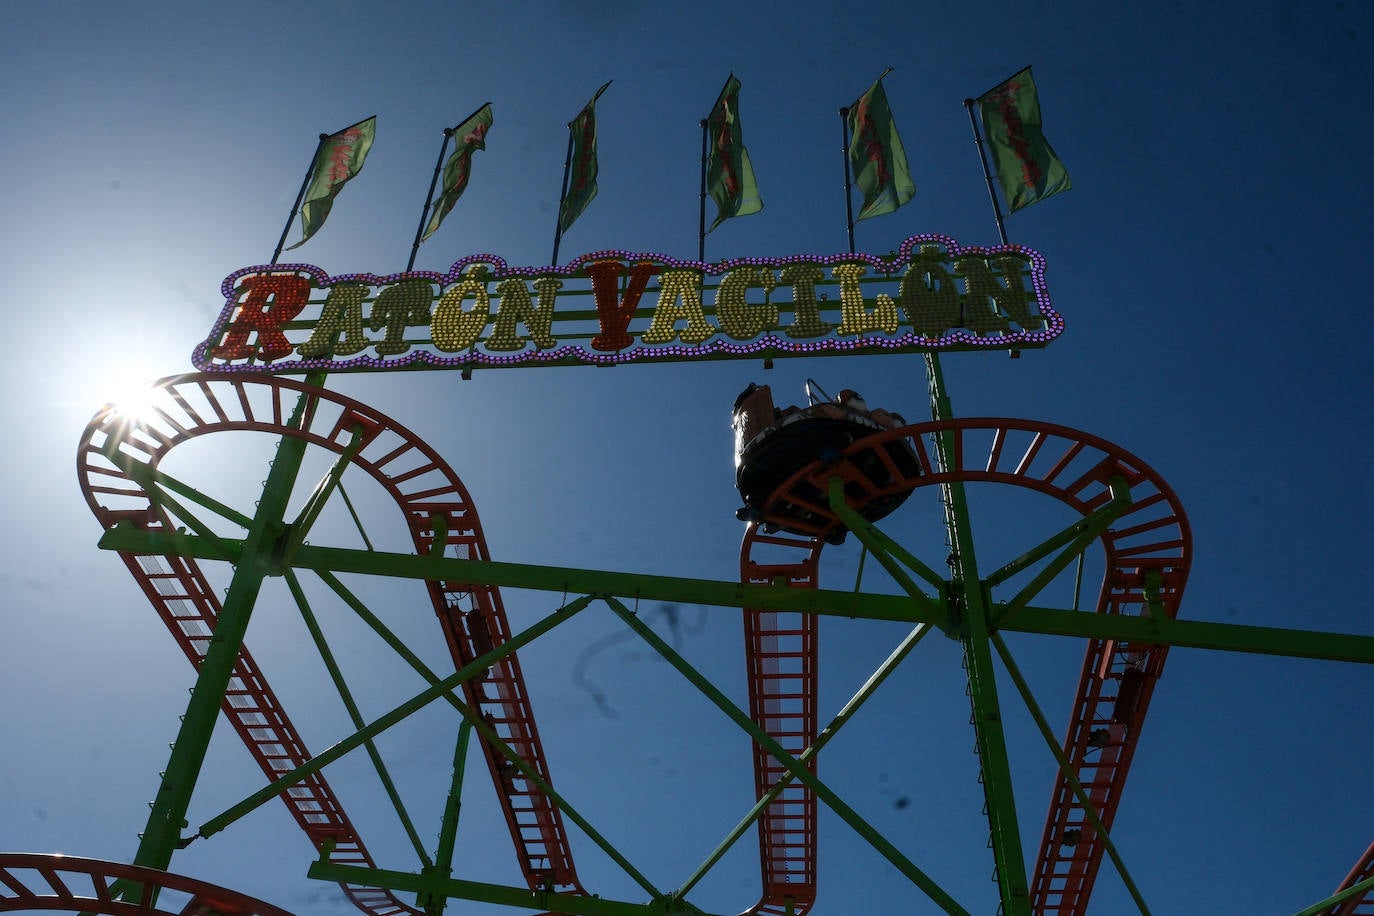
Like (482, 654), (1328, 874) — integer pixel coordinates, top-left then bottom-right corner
(192, 234), (1061, 374)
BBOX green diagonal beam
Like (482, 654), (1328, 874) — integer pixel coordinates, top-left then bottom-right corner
(674, 621), (934, 901)
(310, 567), (479, 714)
(313, 567), (657, 884)
(994, 478), (1131, 622)
(127, 475), (242, 563)
(282, 569), (434, 868)
(824, 480), (947, 591)
(282, 424), (365, 559)
(100, 442), (254, 530)
(127, 378), (322, 889)
(991, 632), (1151, 914)
(1290, 874), (1374, 916)
(984, 478), (1130, 588)
(826, 478), (946, 624)
(192, 596), (588, 841)
(602, 597), (971, 915)
(336, 479), (375, 551)
(204, 577), (667, 902)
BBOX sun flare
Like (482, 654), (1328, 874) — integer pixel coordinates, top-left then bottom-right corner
(101, 372), (165, 426)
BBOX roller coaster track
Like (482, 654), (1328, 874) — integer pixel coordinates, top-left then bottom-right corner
(738, 527), (822, 916)
(77, 374), (584, 916)
(0, 852), (289, 915)
(752, 416), (1370, 913)
(749, 417), (1187, 914)
(74, 374), (1370, 914)
(1330, 842), (1374, 916)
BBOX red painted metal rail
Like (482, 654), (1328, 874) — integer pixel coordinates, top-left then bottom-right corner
(1330, 842), (1374, 916)
(0, 852), (290, 915)
(76, 377), (1370, 914)
(738, 526), (822, 916)
(756, 417), (1195, 913)
(77, 374), (583, 915)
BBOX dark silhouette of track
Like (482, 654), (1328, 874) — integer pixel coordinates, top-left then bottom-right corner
(74, 376), (1371, 914)
(79, 374), (583, 916)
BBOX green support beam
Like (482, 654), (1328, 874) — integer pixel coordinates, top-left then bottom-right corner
(923, 352), (1030, 914)
(128, 385), (318, 878)
(984, 477), (1130, 591)
(280, 424), (366, 562)
(1290, 874), (1374, 916)
(603, 597), (970, 915)
(674, 621), (934, 901)
(308, 860), (700, 916)
(282, 570), (433, 868)
(191, 597), (589, 842)
(96, 526), (929, 622)
(421, 720), (473, 916)
(94, 528), (1374, 663)
(991, 633), (1152, 914)
(1000, 604), (1374, 663)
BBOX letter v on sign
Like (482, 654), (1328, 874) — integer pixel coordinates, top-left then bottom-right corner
(586, 260), (658, 351)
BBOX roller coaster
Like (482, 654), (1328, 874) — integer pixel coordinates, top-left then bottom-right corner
(18, 356), (1365, 915)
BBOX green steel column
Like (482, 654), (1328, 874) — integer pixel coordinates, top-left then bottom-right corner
(129, 380), (319, 875)
(420, 719), (473, 916)
(924, 353), (1030, 914)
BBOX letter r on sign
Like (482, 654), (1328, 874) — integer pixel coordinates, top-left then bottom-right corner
(209, 273), (311, 362)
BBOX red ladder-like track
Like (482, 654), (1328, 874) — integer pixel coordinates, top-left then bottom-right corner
(766, 417), (1368, 912)
(1331, 842), (1374, 916)
(75, 376), (1369, 914)
(77, 374), (584, 915)
(749, 417), (1192, 914)
(738, 527), (822, 916)
(0, 852), (290, 915)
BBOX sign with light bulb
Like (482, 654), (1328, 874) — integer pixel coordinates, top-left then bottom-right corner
(193, 235), (1061, 374)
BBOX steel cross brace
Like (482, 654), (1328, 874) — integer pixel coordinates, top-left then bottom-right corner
(96, 527), (1374, 663)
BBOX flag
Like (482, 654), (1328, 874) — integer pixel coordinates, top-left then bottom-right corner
(847, 76), (914, 220)
(706, 74), (763, 233)
(422, 104), (494, 242)
(559, 81), (611, 233)
(287, 116), (376, 250)
(976, 67), (1071, 212)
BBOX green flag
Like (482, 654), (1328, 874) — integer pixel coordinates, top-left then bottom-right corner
(287, 116), (376, 250)
(706, 74), (763, 233)
(559, 81), (611, 233)
(422, 104), (494, 242)
(976, 67), (1071, 212)
(847, 76), (914, 220)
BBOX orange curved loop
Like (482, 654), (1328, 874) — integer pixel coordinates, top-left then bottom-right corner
(748, 417), (1192, 915)
(78, 374), (585, 916)
(0, 853), (290, 915)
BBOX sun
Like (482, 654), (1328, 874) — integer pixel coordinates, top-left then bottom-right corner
(100, 370), (166, 427)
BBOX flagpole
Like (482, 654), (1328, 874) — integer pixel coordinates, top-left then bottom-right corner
(838, 108), (856, 254)
(272, 133), (328, 265)
(407, 127), (453, 271)
(964, 98), (1009, 245)
(698, 118), (709, 262)
(551, 127), (575, 267)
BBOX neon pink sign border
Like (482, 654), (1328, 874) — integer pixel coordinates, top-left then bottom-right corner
(191, 233), (1063, 373)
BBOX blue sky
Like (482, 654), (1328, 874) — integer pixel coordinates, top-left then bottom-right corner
(2, 2), (1372, 914)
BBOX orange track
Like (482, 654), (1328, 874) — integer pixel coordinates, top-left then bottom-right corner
(77, 376), (1370, 914)
(1331, 842), (1374, 916)
(78, 374), (583, 915)
(749, 417), (1194, 914)
(738, 526), (822, 916)
(0, 852), (290, 915)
